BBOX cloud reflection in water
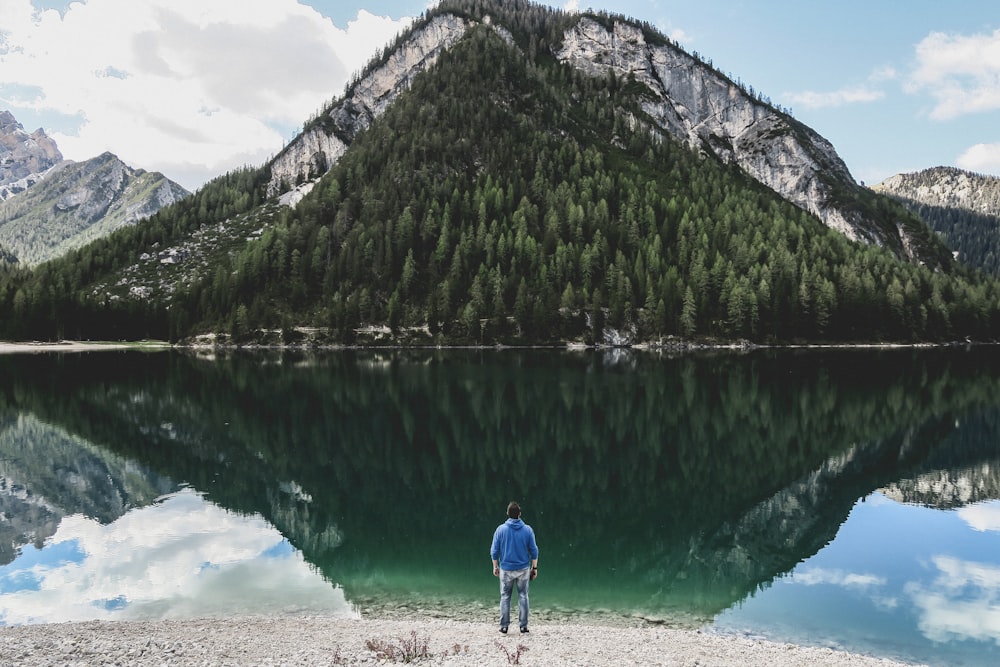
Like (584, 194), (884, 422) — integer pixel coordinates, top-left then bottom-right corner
(907, 556), (1000, 645)
(0, 487), (357, 625)
(958, 503), (1000, 533)
(902, 501), (1000, 646)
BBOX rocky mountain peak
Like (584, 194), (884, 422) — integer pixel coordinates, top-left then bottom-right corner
(874, 167), (1000, 218)
(0, 151), (190, 266)
(265, 6), (945, 267)
(0, 110), (63, 201)
(872, 167), (1000, 275)
(553, 17), (932, 260)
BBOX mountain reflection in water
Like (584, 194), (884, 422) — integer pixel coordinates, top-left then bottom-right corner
(1, 348), (1000, 663)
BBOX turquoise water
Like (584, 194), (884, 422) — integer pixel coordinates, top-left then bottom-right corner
(1, 348), (1000, 665)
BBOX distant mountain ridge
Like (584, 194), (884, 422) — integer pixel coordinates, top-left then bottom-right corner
(874, 167), (1000, 217)
(0, 110), (63, 202)
(0, 111), (190, 266)
(874, 167), (1000, 276)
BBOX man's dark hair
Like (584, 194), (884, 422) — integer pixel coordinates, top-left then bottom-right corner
(507, 501), (521, 519)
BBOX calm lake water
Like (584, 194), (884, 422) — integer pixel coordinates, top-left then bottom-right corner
(2, 348), (1000, 665)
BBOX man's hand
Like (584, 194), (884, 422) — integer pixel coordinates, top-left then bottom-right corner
(493, 565), (499, 577)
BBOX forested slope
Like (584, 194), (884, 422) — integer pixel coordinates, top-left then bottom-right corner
(166, 27), (997, 344)
(0, 4), (999, 344)
(875, 168), (1000, 277)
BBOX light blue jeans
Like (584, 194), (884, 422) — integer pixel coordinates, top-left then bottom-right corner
(499, 567), (530, 630)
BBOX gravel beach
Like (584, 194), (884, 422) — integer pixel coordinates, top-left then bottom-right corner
(0, 616), (926, 666)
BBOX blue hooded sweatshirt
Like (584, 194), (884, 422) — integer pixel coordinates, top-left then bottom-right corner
(490, 518), (539, 571)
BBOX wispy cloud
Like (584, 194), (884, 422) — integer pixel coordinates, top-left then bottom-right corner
(0, 0), (413, 189)
(908, 28), (1000, 120)
(785, 86), (884, 111)
(665, 26), (691, 45)
(783, 68), (895, 111)
(790, 567), (886, 589)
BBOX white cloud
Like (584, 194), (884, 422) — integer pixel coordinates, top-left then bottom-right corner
(870, 66), (898, 83)
(0, 488), (356, 624)
(908, 28), (1000, 120)
(784, 86), (885, 110)
(0, 0), (413, 190)
(906, 555), (1000, 644)
(956, 143), (1000, 174)
(667, 28), (691, 45)
(783, 67), (895, 111)
(790, 567), (886, 589)
(563, 0), (580, 12)
(958, 502), (1000, 532)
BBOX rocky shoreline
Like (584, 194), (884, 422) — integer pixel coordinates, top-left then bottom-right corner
(0, 616), (926, 666)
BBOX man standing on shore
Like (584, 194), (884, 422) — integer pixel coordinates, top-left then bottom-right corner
(491, 501), (539, 634)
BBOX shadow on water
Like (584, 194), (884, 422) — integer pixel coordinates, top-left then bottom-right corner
(2, 347), (1000, 626)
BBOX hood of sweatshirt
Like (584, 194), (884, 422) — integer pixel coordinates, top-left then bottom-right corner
(506, 518), (524, 529)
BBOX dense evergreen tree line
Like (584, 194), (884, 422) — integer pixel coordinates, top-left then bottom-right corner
(0, 167), (268, 340)
(2, 348), (992, 540)
(895, 197), (1000, 278)
(172, 27), (1000, 343)
(1, 2), (999, 343)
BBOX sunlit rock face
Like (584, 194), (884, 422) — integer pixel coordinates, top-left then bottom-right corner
(44, 153), (189, 227)
(266, 14), (474, 198)
(0, 152), (190, 265)
(555, 18), (866, 243)
(0, 110), (64, 202)
(874, 167), (1000, 219)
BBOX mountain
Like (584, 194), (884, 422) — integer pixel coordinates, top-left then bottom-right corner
(0, 110), (63, 201)
(1, 0), (998, 345)
(873, 167), (1000, 276)
(875, 167), (1000, 217)
(271, 3), (949, 269)
(0, 151), (190, 266)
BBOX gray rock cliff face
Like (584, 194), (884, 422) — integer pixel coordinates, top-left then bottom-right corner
(555, 19), (866, 243)
(266, 14), (474, 197)
(0, 110), (64, 201)
(874, 167), (1000, 218)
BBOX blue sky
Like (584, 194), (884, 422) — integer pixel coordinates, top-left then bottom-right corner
(2, 0), (998, 191)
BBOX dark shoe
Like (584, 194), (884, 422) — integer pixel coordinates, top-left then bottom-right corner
(499, 627), (508, 634)
(520, 627), (529, 633)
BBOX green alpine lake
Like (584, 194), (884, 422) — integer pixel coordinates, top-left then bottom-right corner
(2, 347), (1000, 666)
